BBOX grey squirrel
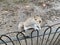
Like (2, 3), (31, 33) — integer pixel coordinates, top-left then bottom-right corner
(18, 16), (42, 36)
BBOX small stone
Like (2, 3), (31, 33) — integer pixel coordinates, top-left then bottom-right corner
(9, 26), (12, 27)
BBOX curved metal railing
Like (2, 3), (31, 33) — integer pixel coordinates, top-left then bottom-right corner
(0, 23), (60, 45)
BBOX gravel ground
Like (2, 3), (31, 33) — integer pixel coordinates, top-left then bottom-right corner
(0, 0), (60, 45)
(0, 0), (60, 34)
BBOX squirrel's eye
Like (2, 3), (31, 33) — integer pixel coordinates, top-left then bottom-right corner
(39, 21), (41, 23)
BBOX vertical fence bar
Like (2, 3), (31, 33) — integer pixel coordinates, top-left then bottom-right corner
(53, 33), (60, 45)
(16, 32), (27, 45)
(45, 26), (52, 45)
(31, 29), (39, 45)
(49, 27), (60, 45)
(36, 30), (39, 45)
(31, 30), (34, 45)
(16, 33), (21, 45)
(41, 26), (51, 45)
(55, 39), (60, 45)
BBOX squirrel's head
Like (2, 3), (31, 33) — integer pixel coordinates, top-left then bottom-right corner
(33, 16), (42, 24)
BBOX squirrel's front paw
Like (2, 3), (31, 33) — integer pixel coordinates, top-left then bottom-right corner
(34, 26), (41, 30)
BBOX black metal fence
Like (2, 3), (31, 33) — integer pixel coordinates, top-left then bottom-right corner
(0, 23), (60, 45)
